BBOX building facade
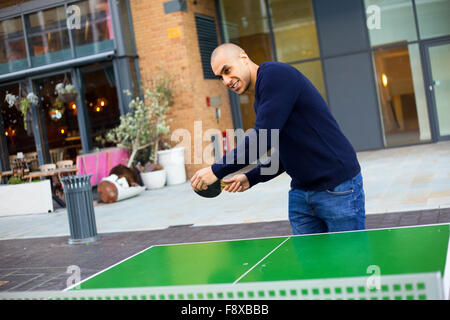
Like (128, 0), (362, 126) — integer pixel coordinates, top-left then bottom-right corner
(0, 0), (449, 179)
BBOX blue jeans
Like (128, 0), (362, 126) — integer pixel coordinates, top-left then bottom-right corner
(288, 173), (365, 235)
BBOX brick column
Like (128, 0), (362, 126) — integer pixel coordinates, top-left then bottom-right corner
(129, 0), (234, 179)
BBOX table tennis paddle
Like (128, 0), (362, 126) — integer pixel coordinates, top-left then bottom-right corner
(194, 180), (232, 198)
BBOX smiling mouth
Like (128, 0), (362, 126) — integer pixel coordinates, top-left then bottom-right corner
(230, 80), (240, 91)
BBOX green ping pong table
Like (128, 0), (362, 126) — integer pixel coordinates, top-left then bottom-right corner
(1, 224), (449, 300)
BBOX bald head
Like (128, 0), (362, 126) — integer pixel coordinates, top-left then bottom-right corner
(211, 43), (245, 64)
(210, 43), (258, 95)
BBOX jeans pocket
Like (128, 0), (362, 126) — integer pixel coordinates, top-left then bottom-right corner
(325, 189), (354, 196)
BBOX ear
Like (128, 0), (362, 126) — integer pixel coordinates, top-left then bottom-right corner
(239, 51), (249, 64)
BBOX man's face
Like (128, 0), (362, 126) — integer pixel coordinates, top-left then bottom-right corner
(211, 52), (251, 95)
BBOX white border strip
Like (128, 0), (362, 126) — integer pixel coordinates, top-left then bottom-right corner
(0, 272), (443, 300)
(443, 231), (450, 300)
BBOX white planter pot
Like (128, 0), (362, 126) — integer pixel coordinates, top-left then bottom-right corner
(0, 180), (54, 216)
(140, 169), (166, 190)
(157, 147), (186, 186)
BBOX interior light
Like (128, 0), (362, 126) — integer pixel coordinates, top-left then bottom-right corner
(382, 73), (388, 87)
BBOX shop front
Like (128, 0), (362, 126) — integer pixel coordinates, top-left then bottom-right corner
(0, 0), (139, 175)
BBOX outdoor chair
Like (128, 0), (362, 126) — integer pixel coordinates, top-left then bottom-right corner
(56, 160), (74, 168)
(39, 164), (57, 172)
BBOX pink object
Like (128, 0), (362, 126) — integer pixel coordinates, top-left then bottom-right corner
(106, 1), (114, 40)
(76, 147), (130, 186)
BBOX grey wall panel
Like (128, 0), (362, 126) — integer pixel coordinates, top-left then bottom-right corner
(313, 0), (369, 57)
(323, 52), (383, 151)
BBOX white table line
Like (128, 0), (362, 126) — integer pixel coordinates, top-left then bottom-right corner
(232, 236), (291, 285)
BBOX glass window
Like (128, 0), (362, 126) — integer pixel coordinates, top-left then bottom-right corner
(0, 17), (28, 75)
(364, 0), (417, 47)
(71, 0), (115, 58)
(218, 0), (275, 64)
(415, 0), (450, 40)
(292, 60), (327, 102)
(372, 44), (431, 147)
(269, 0), (320, 62)
(218, 0), (276, 131)
(81, 62), (120, 149)
(34, 73), (81, 162)
(0, 83), (37, 161)
(25, 6), (72, 67)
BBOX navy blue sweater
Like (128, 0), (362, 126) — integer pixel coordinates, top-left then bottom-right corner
(211, 61), (360, 191)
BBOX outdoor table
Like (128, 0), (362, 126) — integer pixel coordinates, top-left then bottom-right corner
(0, 170), (13, 184)
(0, 170), (13, 178)
(23, 166), (78, 182)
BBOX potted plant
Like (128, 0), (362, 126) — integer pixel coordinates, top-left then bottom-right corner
(55, 82), (78, 103)
(104, 73), (174, 190)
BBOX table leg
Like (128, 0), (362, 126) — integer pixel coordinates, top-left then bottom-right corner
(53, 194), (66, 207)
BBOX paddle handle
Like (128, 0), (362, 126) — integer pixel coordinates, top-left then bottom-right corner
(220, 181), (232, 190)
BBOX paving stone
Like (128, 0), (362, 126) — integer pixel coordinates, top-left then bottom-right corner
(438, 209), (450, 223)
(398, 212), (421, 226)
(419, 211), (440, 225)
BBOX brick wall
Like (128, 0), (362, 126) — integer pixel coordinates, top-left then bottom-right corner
(129, 0), (234, 179)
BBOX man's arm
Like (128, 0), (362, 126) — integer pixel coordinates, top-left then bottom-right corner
(244, 151), (285, 188)
(211, 128), (272, 180)
(222, 151), (285, 193)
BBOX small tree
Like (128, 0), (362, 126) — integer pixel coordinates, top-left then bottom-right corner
(105, 74), (174, 168)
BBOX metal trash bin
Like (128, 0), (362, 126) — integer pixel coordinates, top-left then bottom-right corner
(61, 174), (100, 245)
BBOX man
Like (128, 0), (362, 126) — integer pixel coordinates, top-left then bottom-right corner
(191, 43), (365, 235)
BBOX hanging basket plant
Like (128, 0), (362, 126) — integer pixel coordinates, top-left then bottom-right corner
(19, 92), (39, 131)
(4, 86), (38, 134)
(49, 97), (65, 121)
(5, 92), (19, 109)
(55, 82), (78, 103)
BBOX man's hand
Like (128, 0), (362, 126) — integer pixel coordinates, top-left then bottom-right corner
(222, 174), (250, 193)
(190, 166), (218, 191)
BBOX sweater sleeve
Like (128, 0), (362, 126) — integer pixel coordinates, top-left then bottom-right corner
(244, 150), (286, 188)
(211, 64), (302, 179)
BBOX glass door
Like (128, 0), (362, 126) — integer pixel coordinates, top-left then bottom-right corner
(423, 40), (450, 140)
(33, 72), (81, 163)
(372, 44), (432, 147)
(0, 82), (38, 169)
